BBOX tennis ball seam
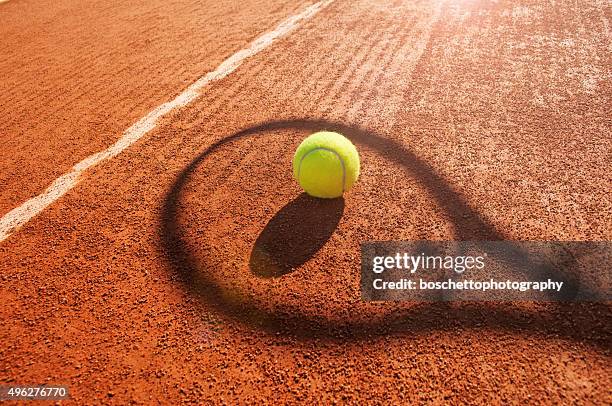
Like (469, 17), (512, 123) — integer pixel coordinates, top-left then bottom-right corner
(297, 146), (346, 192)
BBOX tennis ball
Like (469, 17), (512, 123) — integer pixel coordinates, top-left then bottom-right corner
(293, 131), (360, 198)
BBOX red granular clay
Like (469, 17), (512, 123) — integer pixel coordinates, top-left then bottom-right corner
(0, 0), (610, 403)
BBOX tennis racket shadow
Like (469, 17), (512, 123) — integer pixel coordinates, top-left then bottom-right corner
(160, 119), (610, 351)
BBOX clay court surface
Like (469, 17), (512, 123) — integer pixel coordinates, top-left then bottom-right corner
(0, 0), (610, 403)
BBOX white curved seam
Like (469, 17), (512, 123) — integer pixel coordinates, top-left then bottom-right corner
(297, 147), (346, 192)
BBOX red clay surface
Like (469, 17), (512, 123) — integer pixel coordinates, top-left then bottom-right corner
(0, 0), (313, 214)
(1, 0), (611, 404)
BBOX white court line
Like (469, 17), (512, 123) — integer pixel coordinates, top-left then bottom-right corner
(0, 0), (334, 243)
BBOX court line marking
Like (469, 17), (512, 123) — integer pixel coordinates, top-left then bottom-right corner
(0, 0), (334, 243)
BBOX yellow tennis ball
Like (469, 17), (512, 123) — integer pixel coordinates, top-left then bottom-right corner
(293, 131), (360, 198)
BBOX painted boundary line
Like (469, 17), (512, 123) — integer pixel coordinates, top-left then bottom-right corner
(0, 0), (334, 243)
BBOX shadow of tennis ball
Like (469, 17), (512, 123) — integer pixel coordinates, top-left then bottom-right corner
(249, 193), (345, 278)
